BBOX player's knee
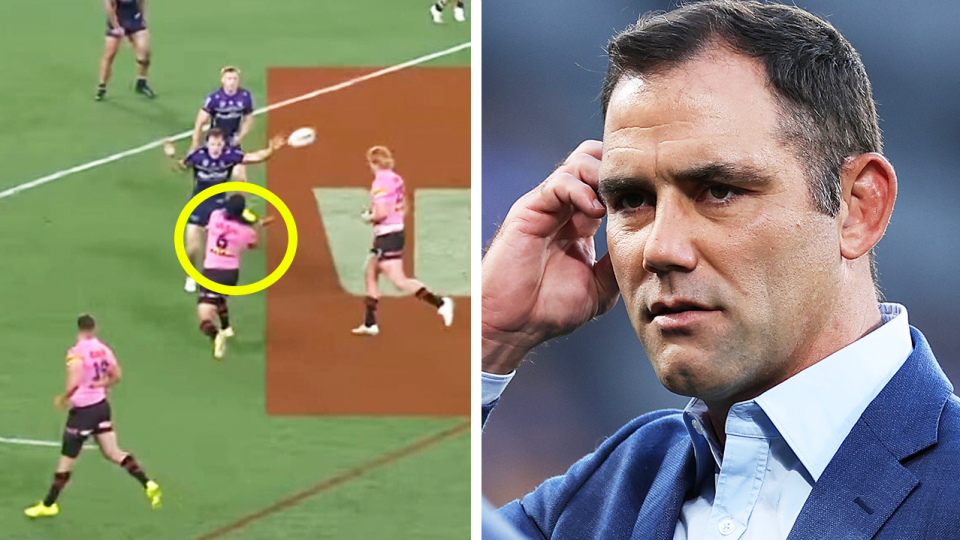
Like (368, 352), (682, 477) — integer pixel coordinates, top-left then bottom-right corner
(137, 54), (151, 68)
(198, 303), (217, 321)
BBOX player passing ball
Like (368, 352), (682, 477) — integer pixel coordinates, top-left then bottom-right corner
(163, 129), (285, 293)
(24, 315), (161, 519)
(352, 146), (454, 336)
(196, 195), (272, 359)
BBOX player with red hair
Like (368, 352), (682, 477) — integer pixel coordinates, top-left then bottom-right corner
(353, 146), (454, 335)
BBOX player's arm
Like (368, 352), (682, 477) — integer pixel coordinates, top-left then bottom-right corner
(54, 357), (83, 410)
(104, 0), (123, 35)
(362, 183), (392, 223)
(242, 135), (286, 164)
(246, 215), (275, 249)
(236, 115), (254, 146)
(191, 108), (212, 151)
(366, 200), (393, 223)
(140, 0), (147, 18)
(94, 362), (122, 388)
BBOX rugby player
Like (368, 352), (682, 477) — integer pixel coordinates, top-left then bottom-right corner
(196, 195), (271, 359)
(430, 0), (466, 23)
(24, 315), (161, 518)
(163, 129), (285, 294)
(352, 146), (454, 336)
(97, 0), (155, 101)
(190, 66), (255, 184)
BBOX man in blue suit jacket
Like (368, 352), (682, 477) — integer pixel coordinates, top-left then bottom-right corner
(481, 1), (960, 539)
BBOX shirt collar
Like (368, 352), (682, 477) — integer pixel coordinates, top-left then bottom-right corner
(683, 303), (913, 481)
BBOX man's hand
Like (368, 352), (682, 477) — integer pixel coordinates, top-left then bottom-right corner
(110, 26), (125, 38)
(268, 134), (286, 151)
(481, 140), (620, 374)
(53, 395), (70, 411)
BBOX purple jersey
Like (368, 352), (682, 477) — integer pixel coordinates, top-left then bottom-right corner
(202, 88), (254, 142)
(114, 0), (143, 19)
(184, 146), (245, 195)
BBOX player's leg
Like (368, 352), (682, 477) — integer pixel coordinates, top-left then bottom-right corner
(217, 300), (233, 336)
(197, 300), (219, 340)
(25, 412), (88, 518)
(184, 224), (205, 292)
(97, 35), (122, 101)
(352, 255), (382, 335)
(380, 259), (454, 326)
(200, 269), (238, 356)
(128, 29), (155, 98)
(430, 0), (447, 23)
(29, 455), (75, 516)
(454, 0), (466, 21)
(94, 431), (162, 509)
(24, 456), (75, 518)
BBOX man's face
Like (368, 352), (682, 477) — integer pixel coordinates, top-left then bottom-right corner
(221, 72), (240, 93)
(599, 49), (844, 404)
(207, 135), (225, 156)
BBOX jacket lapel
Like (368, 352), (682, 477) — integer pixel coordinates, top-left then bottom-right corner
(632, 437), (701, 540)
(787, 327), (953, 540)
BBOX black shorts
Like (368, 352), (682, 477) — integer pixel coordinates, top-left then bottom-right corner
(372, 231), (405, 261)
(198, 268), (240, 305)
(105, 15), (147, 37)
(62, 400), (112, 458)
(189, 195), (227, 227)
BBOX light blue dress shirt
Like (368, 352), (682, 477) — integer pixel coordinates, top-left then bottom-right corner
(483, 303), (913, 539)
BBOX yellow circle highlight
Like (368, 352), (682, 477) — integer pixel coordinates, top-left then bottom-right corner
(174, 182), (297, 296)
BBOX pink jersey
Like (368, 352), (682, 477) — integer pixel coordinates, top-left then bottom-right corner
(203, 209), (258, 270)
(371, 169), (406, 236)
(67, 337), (118, 408)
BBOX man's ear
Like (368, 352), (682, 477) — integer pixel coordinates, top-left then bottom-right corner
(838, 153), (897, 261)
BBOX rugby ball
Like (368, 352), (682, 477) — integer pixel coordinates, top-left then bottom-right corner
(287, 127), (317, 148)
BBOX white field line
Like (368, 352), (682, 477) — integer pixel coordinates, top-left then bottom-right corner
(0, 435), (95, 449)
(0, 42), (471, 201)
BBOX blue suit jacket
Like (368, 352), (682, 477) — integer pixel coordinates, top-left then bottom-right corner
(486, 327), (960, 539)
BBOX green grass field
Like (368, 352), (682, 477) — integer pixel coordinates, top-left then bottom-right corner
(0, 1), (470, 538)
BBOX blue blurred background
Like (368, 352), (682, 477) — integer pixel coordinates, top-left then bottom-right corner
(481, 0), (960, 506)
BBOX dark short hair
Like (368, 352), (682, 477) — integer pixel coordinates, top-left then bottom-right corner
(225, 194), (246, 220)
(207, 128), (226, 141)
(78, 314), (96, 331)
(601, 0), (881, 218)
